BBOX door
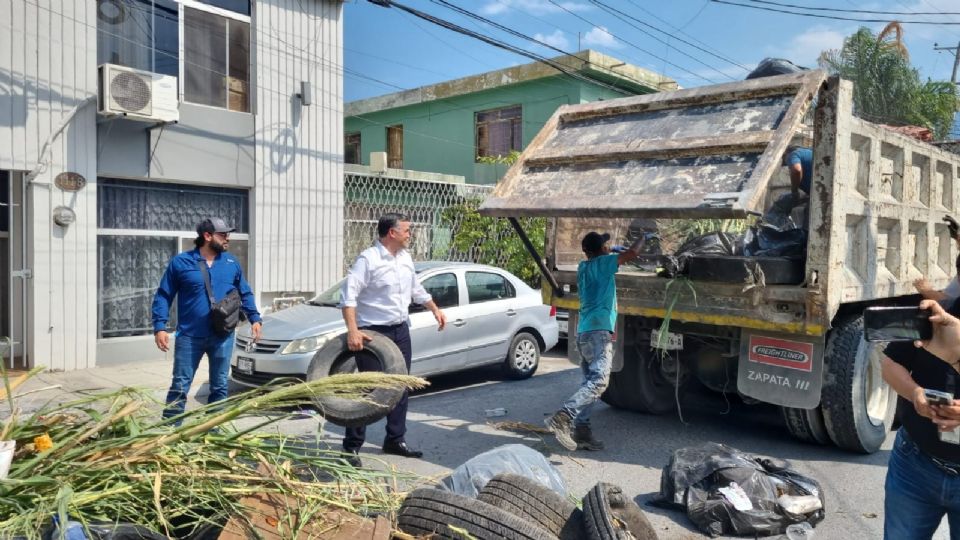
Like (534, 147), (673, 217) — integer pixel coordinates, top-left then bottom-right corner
(1, 171), (28, 369)
(460, 270), (519, 366)
(387, 124), (403, 169)
(408, 271), (470, 376)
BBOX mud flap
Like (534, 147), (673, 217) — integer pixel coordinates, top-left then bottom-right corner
(566, 312), (626, 372)
(737, 330), (824, 409)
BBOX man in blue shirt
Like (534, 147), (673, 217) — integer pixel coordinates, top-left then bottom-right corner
(784, 146), (813, 197)
(545, 230), (646, 451)
(152, 217), (262, 419)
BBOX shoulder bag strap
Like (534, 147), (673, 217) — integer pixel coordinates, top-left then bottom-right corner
(197, 260), (216, 306)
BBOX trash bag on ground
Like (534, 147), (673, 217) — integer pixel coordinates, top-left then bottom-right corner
(743, 193), (808, 258)
(439, 443), (567, 498)
(660, 232), (741, 278)
(652, 442), (825, 538)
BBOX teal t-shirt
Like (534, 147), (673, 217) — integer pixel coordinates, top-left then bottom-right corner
(577, 253), (620, 334)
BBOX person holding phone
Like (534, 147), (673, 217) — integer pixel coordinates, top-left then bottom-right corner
(881, 299), (960, 539)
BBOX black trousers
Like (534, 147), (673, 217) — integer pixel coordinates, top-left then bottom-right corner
(343, 322), (412, 451)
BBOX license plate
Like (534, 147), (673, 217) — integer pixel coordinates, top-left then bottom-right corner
(650, 329), (683, 350)
(558, 320), (568, 333)
(237, 357), (254, 375)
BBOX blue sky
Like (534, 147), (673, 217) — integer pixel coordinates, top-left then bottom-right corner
(343, 0), (960, 103)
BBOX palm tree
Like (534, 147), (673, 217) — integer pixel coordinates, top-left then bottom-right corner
(819, 22), (957, 139)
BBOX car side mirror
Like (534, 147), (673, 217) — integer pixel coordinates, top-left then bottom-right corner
(409, 303), (426, 313)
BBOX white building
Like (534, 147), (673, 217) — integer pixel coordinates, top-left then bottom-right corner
(0, 0), (345, 370)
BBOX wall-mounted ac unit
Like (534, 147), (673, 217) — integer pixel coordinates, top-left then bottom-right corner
(98, 64), (179, 123)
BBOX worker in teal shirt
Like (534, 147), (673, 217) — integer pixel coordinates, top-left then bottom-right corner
(545, 230), (647, 451)
(152, 217), (262, 420)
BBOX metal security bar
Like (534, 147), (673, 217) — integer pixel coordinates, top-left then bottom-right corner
(344, 171), (503, 273)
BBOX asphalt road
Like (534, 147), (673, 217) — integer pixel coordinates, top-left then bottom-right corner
(274, 343), (937, 539)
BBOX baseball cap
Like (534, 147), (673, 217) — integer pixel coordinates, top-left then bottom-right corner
(581, 231), (610, 254)
(197, 217), (236, 235)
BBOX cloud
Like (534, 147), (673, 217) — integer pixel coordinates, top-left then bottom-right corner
(533, 29), (570, 51)
(776, 26), (848, 66)
(479, 0), (589, 17)
(582, 26), (621, 49)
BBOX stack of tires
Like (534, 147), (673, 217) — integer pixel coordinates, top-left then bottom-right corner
(397, 474), (659, 540)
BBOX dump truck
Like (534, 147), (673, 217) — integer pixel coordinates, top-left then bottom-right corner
(479, 71), (960, 454)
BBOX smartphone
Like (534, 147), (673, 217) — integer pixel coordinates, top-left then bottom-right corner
(925, 388), (954, 406)
(863, 306), (933, 342)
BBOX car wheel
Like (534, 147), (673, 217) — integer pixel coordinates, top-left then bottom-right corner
(305, 331), (407, 428)
(478, 473), (586, 540)
(581, 482), (658, 540)
(399, 488), (556, 540)
(504, 332), (540, 380)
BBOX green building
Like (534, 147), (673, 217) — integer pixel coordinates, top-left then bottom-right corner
(344, 50), (677, 185)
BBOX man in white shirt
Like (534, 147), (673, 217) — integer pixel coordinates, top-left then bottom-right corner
(339, 213), (446, 466)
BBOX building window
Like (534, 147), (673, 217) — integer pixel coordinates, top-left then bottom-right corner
(97, 179), (249, 338)
(97, 0), (180, 77)
(387, 125), (403, 169)
(475, 105), (522, 161)
(184, 6), (250, 112)
(345, 133), (362, 165)
(198, 0), (251, 15)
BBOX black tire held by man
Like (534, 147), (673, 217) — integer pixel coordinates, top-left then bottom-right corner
(581, 482), (659, 540)
(819, 314), (894, 453)
(478, 473), (586, 540)
(398, 488), (555, 540)
(305, 331), (407, 428)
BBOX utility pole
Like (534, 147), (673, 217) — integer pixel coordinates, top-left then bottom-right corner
(934, 41), (960, 85)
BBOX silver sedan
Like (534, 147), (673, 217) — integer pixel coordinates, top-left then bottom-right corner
(230, 262), (559, 386)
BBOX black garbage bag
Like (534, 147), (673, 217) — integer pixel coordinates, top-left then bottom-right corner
(652, 442), (825, 538)
(743, 193), (808, 258)
(660, 232), (741, 277)
(745, 58), (807, 79)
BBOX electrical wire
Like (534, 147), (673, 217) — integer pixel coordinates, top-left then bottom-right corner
(710, 0), (960, 24)
(739, 0), (960, 16)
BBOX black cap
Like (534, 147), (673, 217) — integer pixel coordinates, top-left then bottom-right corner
(581, 231), (610, 254)
(197, 217), (235, 235)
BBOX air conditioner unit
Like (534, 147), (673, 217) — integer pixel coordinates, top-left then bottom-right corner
(98, 64), (179, 123)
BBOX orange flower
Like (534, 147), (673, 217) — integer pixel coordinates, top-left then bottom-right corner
(34, 433), (53, 452)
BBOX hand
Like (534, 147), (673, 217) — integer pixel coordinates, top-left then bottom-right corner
(945, 215), (960, 240)
(914, 278), (934, 295)
(933, 400), (960, 431)
(914, 299), (960, 368)
(611, 245), (627, 253)
(912, 386), (937, 420)
(250, 322), (263, 342)
(347, 329), (372, 351)
(155, 331), (170, 352)
(434, 309), (447, 331)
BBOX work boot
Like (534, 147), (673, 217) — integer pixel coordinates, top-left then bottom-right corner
(544, 410), (577, 451)
(574, 424), (605, 451)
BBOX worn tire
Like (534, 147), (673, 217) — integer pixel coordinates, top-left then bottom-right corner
(478, 474), (585, 540)
(305, 331), (406, 428)
(503, 332), (540, 380)
(781, 405), (832, 446)
(398, 488), (555, 540)
(601, 343), (676, 415)
(582, 482), (658, 540)
(820, 315), (894, 454)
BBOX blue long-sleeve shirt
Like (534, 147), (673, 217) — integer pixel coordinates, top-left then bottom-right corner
(151, 249), (261, 337)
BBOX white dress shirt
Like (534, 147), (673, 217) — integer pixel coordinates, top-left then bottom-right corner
(339, 241), (433, 327)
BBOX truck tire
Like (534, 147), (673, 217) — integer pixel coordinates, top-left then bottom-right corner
(781, 405), (831, 446)
(581, 482), (658, 540)
(820, 315), (894, 453)
(478, 473), (585, 540)
(398, 488), (555, 540)
(305, 331), (407, 428)
(601, 343), (676, 415)
(503, 332), (540, 380)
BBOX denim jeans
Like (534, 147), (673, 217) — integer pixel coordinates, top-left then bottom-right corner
(562, 330), (613, 426)
(885, 428), (960, 539)
(162, 332), (235, 420)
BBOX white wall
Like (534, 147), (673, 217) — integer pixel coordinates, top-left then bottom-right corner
(253, 0), (344, 298)
(0, 0), (98, 371)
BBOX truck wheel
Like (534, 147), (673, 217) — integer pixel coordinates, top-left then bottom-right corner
(398, 488), (556, 540)
(820, 315), (894, 453)
(478, 473), (585, 540)
(581, 482), (658, 540)
(781, 405), (831, 446)
(601, 343), (677, 415)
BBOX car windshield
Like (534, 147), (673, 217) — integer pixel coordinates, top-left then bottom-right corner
(308, 279), (345, 307)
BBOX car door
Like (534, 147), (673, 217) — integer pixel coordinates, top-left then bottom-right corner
(460, 270), (519, 366)
(408, 271), (470, 376)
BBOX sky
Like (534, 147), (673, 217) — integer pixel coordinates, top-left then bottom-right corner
(342, 0), (960, 104)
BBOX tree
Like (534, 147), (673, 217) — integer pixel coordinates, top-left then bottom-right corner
(819, 23), (957, 139)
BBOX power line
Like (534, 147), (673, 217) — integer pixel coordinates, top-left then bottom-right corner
(739, 0), (960, 16)
(710, 0), (960, 24)
(543, 0), (718, 84)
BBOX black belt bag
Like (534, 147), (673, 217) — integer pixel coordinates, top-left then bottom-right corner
(198, 261), (241, 337)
